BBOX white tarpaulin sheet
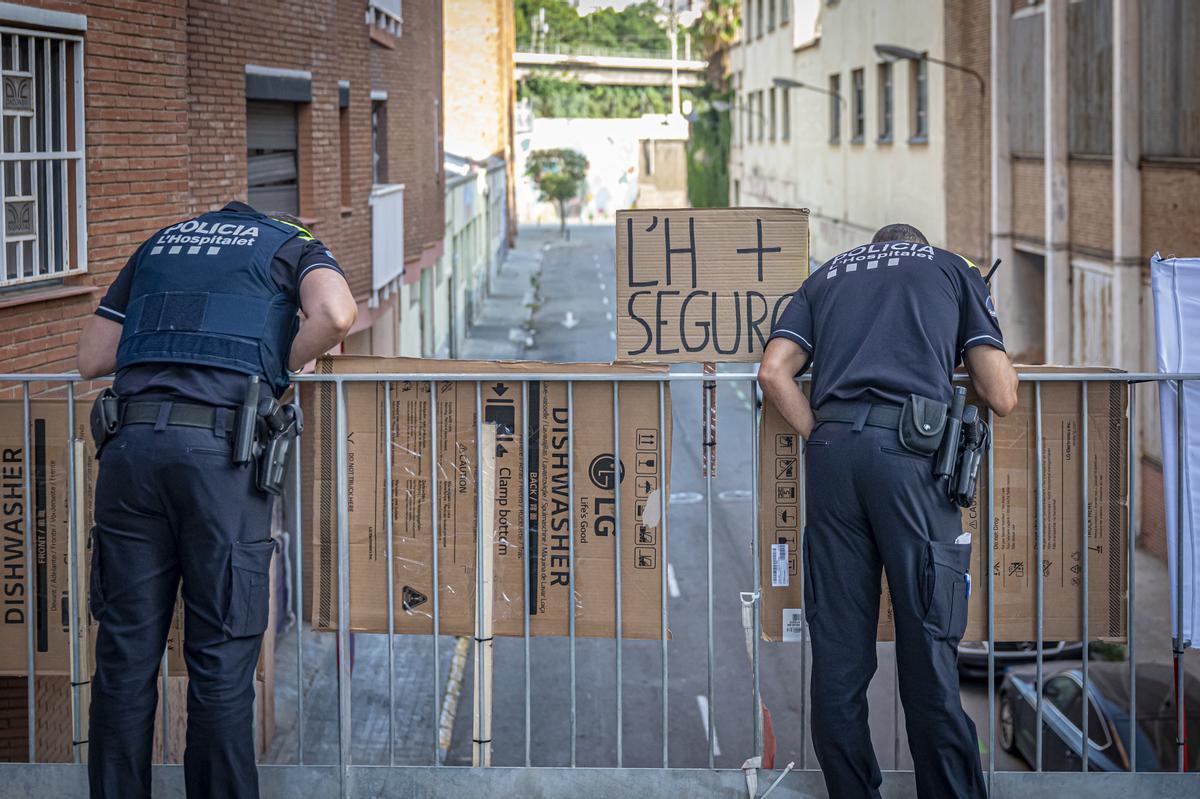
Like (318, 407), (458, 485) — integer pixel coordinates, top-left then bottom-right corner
(1151, 254), (1200, 648)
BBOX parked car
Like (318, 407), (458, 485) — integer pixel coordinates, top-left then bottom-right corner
(957, 640), (1085, 678)
(999, 662), (1200, 771)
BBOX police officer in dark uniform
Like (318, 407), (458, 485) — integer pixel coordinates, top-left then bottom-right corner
(758, 223), (1018, 799)
(76, 201), (357, 799)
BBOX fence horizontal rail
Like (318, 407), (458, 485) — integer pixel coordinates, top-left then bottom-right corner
(0, 370), (1194, 799)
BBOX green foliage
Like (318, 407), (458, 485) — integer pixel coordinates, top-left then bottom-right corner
(518, 75), (695, 119)
(516, 0), (669, 55)
(524, 148), (590, 232)
(687, 89), (732, 208)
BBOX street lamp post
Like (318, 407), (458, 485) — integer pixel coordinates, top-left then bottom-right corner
(874, 44), (988, 265)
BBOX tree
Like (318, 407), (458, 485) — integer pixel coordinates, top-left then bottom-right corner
(525, 148), (589, 235)
(694, 0), (740, 91)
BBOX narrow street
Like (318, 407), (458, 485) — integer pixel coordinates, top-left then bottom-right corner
(448, 223), (1027, 771)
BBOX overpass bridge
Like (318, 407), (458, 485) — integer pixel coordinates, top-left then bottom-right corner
(514, 49), (706, 88)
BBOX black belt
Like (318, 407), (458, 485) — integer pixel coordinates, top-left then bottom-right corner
(121, 401), (223, 431)
(814, 400), (902, 430)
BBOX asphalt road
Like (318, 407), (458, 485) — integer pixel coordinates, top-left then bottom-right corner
(444, 224), (1029, 774)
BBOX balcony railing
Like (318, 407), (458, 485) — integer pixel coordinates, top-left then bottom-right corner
(369, 182), (404, 306)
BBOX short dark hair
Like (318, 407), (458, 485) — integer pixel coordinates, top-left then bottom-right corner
(871, 223), (928, 245)
(270, 212), (306, 230)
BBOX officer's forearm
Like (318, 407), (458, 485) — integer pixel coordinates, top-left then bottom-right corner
(759, 370), (815, 440)
(289, 313), (355, 370)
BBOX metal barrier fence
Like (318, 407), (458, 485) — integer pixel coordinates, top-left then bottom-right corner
(0, 370), (1196, 799)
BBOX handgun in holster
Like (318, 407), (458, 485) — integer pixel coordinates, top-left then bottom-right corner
(933, 386), (990, 509)
(89, 388), (122, 456)
(232, 375), (303, 495)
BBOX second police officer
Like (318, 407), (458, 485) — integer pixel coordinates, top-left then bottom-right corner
(758, 223), (1019, 799)
(76, 201), (358, 799)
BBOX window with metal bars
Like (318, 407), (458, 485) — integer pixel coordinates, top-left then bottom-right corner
(0, 28), (86, 290)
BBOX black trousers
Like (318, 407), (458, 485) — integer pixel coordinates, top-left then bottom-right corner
(88, 422), (275, 799)
(803, 419), (986, 799)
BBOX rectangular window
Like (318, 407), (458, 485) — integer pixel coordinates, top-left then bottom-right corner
(0, 29), (87, 289)
(781, 0), (789, 25)
(758, 91), (766, 141)
(247, 100), (300, 215)
(372, 99), (388, 184)
(756, 0), (764, 38)
(877, 62), (893, 142)
(829, 74), (841, 143)
(339, 99), (352, 207)
(911, 59), (928, 141)
(851, 68), (865, 142)
(745, 0), (754, 41)
(781, 87), (790, 141)
(769, 87), (776, 142)
(768, 0), (776, 32)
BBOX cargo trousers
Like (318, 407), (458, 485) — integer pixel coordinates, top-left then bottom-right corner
(88, 418), (274, 799)
(802, 415), (987, 799)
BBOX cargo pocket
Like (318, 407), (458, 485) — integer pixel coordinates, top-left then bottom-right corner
(921, 540), (971, 642)
(224, 539), (276, 638)
(801, 528), (819, 623)
(88, 527), (105, 622)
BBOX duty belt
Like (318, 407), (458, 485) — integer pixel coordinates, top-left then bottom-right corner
(814, 400), (903, 430)
(121, 400), (226, 432)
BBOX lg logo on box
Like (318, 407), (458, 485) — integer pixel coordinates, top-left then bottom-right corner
(588, 454), (626, 538)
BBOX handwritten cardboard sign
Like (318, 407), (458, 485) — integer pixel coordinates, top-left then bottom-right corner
(615, 207), (809, 363)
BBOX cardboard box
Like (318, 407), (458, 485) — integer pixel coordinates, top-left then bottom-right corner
(759, 369), (1129, 643)
(0, 400), (281, 677)
(615, 208), (809, 362)
(301, 356), (672, 639)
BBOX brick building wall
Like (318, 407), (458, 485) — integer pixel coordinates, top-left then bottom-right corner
(443, 0), (515, 244)
(372, 0), (444, 271)
(942, 0), (991, 267)
(0, 1), (189, 380)
(0, 0), (445, 378)
(1068, 159), (1113, 256)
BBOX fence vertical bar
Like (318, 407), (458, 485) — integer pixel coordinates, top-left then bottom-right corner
(986, 406), (996, 789)
(1081, 385), (1090, 770)
(1175, 379), (1186, 773)
(384, 381), (396, 766)
(334, 379), (352, 797)
(798, 413), (809, 771)
(293, 386), (305, 764)
(892, 660), (900, 768)
(567, 381), (578, 767)
(66, 381), (82, 764)
(659, 379), (669, 768)
(705, 377), (716, 769)
(430, 380), (442, 765)
(748, 378), (763, 759)
(22, 382), (35, 763)
(1127, 383), (1137, 773)
(475, 381), (490, 766)
(523, 380), (532, 767)
(1035, 380), (1044, 772)
(160, 651), (170, 763)
(612, 381), (624, 767)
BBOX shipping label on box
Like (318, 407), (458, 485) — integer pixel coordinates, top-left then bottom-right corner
(303, 357), (671, 640)
(759, 370), (1128, 643)
(615, 208), (809, 363)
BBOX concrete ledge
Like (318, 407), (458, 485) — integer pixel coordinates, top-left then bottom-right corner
(1, 764), (1197, 799)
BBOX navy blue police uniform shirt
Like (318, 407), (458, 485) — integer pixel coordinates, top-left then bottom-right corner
(95, 202), (345, 408)
(768, 241), (1005, 409)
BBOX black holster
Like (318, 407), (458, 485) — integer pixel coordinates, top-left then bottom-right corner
(89, 388), (121, 456)
(255, 401), (303, 495)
